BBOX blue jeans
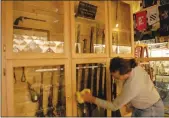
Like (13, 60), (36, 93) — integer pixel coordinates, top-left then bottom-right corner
(132, 100), (164, 117)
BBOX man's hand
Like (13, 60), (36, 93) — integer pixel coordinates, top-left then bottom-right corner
(81, 91), (96, 103)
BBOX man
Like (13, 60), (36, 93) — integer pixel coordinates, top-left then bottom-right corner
(81, 57), (164, 117)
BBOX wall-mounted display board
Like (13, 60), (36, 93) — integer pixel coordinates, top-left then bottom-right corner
(70, 1), (109, 58)
(108, 1), (134, 58)
(5, 59), (72, 116)
(2, 1), (70, 59)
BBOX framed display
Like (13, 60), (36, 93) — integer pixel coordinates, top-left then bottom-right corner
(3, 1), (70, 59)
(70, 1), (109, 58)
(5, 59), (72, 116)
(108, 1), (134, 58)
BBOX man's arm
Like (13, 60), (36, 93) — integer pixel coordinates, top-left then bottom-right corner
(94, 77), (142, 111)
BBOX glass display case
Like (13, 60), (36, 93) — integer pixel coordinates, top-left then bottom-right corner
(138, 38), (169, 57)
(76, 63), (107, 117)
(71, 59), (109, 117)
(149, 61), (169, 116)
(70, 1), (108, 57)
(109, 1), (133, 57)
(5, 60), (72, 117)
(3, 1), (70, 59)
(13, 1), (65, 54)
(74, 1), (106, 54)
(14, 65), (66, 116)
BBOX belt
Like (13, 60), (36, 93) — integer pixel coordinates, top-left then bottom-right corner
(133, 98), (161, 110)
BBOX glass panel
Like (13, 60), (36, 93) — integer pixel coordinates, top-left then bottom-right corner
(13, 1), (64, 53)
(137, 39), (169, 57)
(111, 1), (132, 54)
(149, 61), (169, 116)
(76, 63), (107, 117)
(74, 1), (106, 54)
(13, 65), (66, 116)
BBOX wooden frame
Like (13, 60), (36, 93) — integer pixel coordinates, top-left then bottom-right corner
(3, 1), (70, 59)
(108, 1), (134, 58)
(1, 1), (7, 116)
(71, 58), (111, 116)
(136, 57), (169, 62)
(5, 59), (72, 116)
(70, 1), (109, 59)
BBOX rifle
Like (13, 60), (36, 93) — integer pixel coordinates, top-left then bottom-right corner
(85, 26), (95, 116)
(103, 66), (107, 116)
(76, 64), (83, 117)
(27, 81), (39, 103)
(101, 29), (105, 53)
(97, 64), (106, 116)
(35, 72), (45, 117)
(90, 63), (99, 117)
(111, 76), (121, 117)
(56, 66), (66, 116)
(76, 24), (81, 53)
(80, 39), (88, 116)
(97, 29), (106, 100)
(46, 71), (56, 116)
(97, 28), (107, 116)
(14, 16), (46, 25)
(76, 39), (87, 117)
(90, 25), (101, 117)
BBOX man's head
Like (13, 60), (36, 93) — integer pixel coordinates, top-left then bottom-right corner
(109, 57), (137, 80)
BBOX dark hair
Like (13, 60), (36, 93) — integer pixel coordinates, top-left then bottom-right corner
(109, 57), (137, 75)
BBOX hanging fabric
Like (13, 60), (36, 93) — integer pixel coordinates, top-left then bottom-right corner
(160, 0), (169, 5)
(147, 6), (159, 25)
(142, 0), (157, 8)
(136, 11), (147, 31)
(159, 4), (169, 36)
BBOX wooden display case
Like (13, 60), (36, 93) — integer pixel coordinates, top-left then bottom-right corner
(2, 1), (135, 117)
(70, 1), (109, 58)
(5, 59), (72, 116)
(71, 58), (111, 116)
(108, 1), (134, 58)
(2, 1), (70, 59)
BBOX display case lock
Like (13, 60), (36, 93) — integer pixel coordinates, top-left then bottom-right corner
(3, 68), (6, 76)
(3, 45), (6, 52)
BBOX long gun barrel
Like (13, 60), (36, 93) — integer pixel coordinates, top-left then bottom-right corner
(56, 66), (66, 116)
(98, 64), (104, 99)
(35, 72), (45, 117)
(76, 24), (81, 53)
(14, 16), (46, 25)
(46, 71), (55, 116)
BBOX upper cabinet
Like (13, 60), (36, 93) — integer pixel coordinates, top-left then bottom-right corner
(70, 1), (109, 58)
(3, 1), (70, 59)
(109, 1), (134, 57)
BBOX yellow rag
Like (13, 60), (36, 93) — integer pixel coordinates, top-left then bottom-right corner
(76, 89), (91, 104)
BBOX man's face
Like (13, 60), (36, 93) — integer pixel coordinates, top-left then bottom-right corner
(111, 71), (129, 80)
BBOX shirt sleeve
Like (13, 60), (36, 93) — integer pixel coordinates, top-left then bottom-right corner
(95, 73), (142, 111)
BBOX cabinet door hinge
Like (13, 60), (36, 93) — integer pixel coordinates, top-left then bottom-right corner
(3, 45), (6, 52)
(3, 68), (6, 76)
